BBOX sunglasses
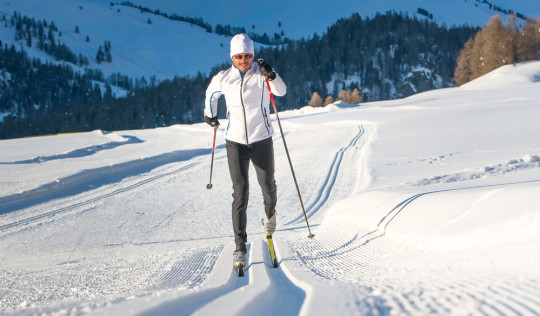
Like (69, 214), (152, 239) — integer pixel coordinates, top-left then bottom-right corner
(233, 54), (253, 60)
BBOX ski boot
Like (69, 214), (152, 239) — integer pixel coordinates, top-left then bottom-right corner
(233, 246), (247, 277)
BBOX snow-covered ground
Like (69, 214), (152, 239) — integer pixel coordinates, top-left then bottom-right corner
(1, 62), (540, 315)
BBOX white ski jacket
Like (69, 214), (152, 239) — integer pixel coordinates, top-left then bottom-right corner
(204, 63), (287, 145)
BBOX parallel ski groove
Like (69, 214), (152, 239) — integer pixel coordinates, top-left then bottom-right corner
(288, 224), (540, 315)
(0, 159), (206, 233)
(150, 245), (224, 290)
(286, 125), (365, 225)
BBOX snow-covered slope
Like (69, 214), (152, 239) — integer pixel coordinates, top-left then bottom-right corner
(1, 62), (539, 315)
(1, 0), (539, 79)
(0, 0), (232, 79)
(126, 0), (540, 39)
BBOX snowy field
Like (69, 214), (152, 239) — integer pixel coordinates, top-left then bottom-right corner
(1, 62), (540, 315)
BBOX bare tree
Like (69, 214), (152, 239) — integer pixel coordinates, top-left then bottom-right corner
(454, 14), (539, 86)
(519, 17), (540, 61)
(324, 95), (335, 106)
(308, 92), (323, 107)
(338, 88), (363, 104)
(454, 38), (474, 86)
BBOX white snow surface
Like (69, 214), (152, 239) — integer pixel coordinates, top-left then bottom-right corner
(126, 0), (540, 39)
(1, 62), (540, 315)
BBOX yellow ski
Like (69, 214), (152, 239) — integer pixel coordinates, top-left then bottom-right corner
(266, 234), (279, 268)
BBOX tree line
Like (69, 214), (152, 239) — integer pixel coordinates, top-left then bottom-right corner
(1, 11), (482, 139)
(454, 15), (540, 85)
(0, 40), (208, 139)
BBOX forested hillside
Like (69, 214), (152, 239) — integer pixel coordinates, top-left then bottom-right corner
(259, 12), (476, 106)
(0, 11), (477, 139)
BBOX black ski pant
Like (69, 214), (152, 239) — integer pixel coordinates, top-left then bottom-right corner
(226, 137), (277, 249)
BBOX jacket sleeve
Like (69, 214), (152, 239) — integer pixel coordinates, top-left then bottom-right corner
(204, 73), (223, 118)
(268, 72), (287, 97)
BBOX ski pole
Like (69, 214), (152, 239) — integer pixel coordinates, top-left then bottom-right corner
(259, 59), (315, 239)
(206, 126), (217, 189)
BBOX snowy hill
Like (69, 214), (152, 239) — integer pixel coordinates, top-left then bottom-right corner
(126, 0), (540, 39)
(1, 0), (539, 79)
(1, 62), (539, 315)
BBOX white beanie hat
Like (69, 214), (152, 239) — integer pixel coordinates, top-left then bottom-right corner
(230, 33), (254, 58)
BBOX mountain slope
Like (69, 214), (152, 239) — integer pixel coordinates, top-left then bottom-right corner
(1, 0), (539, 79)
(114, 0), (540, 40)
(0, 0), (231, 79)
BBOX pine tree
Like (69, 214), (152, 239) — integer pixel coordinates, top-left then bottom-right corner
(104, 41), (112, 62)
(96, 46), (104, 63)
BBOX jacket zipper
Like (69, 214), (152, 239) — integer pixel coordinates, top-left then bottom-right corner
(240, 74), (249, 145)
(226, 110), (231, 135)
(264, 108), (270, 128)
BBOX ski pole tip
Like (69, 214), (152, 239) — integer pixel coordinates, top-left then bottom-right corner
(206, 183), (213, 189)
(307, 234), (315, 239)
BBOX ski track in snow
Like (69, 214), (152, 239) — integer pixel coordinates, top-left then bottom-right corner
(130, 124), (367, 315)
(12, 121), (527, 315)
(289, 234), (540, 315)
(136, 240), (306, 316)
(0, 145), (228, 216)
(286, 181), (540, 315)
(286, 124), (366, 225)
(0, 149), (230, 233)
(0, 160), (201, 232)
(0, 135), (144, 165)
(0, 241), (224, 312)
(2, 91), (540, 314)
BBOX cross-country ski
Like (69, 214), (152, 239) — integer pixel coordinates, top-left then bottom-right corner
(266, 234), (279, 268)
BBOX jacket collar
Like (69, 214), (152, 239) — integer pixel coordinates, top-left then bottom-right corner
(232, 63), (256, 78)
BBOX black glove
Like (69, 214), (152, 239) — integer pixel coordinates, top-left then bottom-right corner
(257, 59), (277, 81)
(204, 115), (220, 127)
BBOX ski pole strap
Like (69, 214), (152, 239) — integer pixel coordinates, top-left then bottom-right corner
(264, 78), (278, 114)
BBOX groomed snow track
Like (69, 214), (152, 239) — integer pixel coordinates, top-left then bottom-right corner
(133, 123), (369, 315)
(2, 117), (540, 315)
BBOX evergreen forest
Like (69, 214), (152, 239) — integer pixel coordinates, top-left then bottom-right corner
(1, 11), (482, 139)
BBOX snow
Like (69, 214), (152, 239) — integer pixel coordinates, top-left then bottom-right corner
(1, 61), (540, 315)
(0, 0), (233, 79)
(114, 0), (540, 40)
(1, 0), (539, 79)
